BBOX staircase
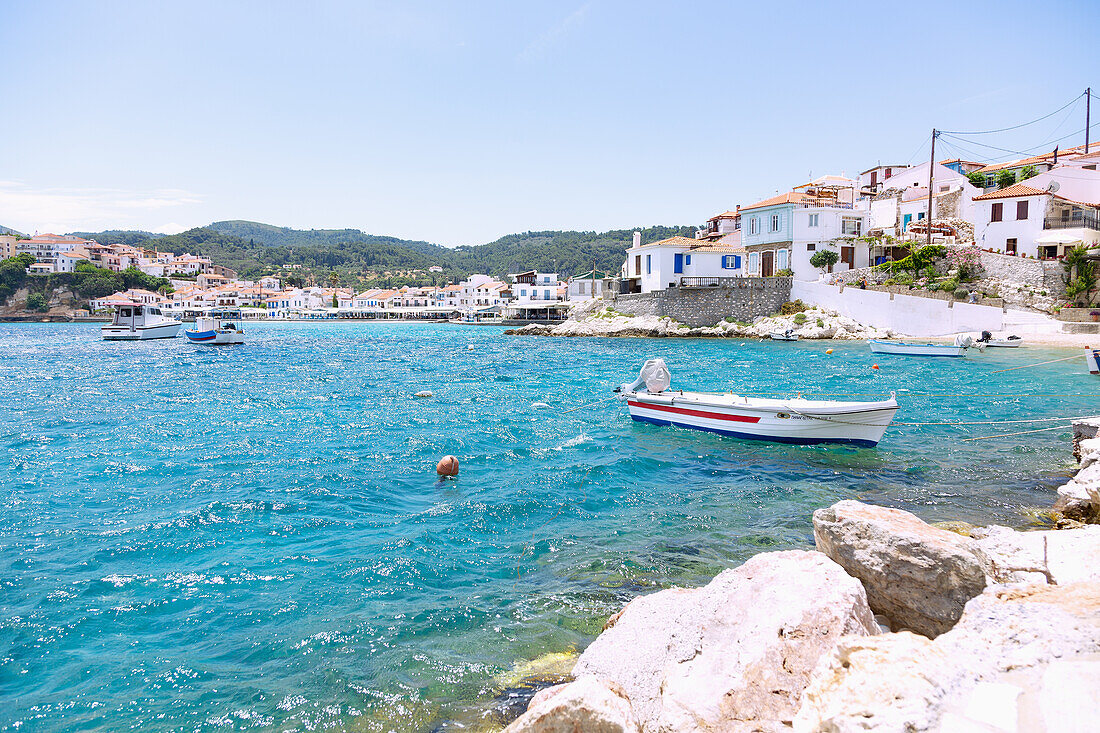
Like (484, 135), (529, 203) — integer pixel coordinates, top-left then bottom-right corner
(1001, 308), (1066, 335)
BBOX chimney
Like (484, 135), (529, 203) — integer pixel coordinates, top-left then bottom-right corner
(632, 231), (641, 248)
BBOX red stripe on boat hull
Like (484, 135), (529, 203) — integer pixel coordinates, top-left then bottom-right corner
(627, 400), (761, 424)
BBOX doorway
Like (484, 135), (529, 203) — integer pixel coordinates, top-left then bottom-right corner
(761, 251), (774, 277)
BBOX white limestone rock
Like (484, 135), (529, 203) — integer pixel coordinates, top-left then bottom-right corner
(502, 676), (642, 733)
(573, 550), (878, 733)
(794, 582), (1100, 732)
(970, 524), (1100, 584)
(1055, 437), (1100, 523)
(813, 500), (988, 637)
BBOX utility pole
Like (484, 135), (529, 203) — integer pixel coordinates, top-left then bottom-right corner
(926, 128), (937, 250)
(1086, 87), (1092, 154)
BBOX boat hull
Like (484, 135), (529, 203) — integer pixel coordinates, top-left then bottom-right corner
(869, 340), (966, 357)
(185, 328), (244, 345)
(1087, 348), (1100, 375)
(101, 322), (182, 340)
(984, 339), (1022, 348)
(624, 392), (897, 447)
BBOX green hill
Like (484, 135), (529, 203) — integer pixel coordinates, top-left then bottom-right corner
(68, 222), (695, 284)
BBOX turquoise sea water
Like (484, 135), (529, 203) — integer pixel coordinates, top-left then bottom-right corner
(1, 322), (1096, 732)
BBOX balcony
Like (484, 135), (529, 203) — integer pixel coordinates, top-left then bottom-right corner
(1044, 214), (1100, 231)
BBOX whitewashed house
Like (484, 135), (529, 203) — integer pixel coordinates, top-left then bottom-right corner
(973, 164), (1100, 259)
(621, 232), (744, 294)
(508, 271), (563, 303)
(567, 270), (610, 301)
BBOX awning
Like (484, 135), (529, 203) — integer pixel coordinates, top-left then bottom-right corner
(1035, 232), (1085, 245)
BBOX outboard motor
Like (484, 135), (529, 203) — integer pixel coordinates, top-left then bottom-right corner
(619, 358), (672, 394)
(954, 333), (984, 351)
(978, 330), (992, 343)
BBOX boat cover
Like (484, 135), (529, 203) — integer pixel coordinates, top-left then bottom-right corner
(639, 358), (671, 394)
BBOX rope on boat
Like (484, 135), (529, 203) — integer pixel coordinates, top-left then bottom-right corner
(992, 354), (1085, 373)
(960, 424), (1074, 442)
(894, 415), (1099, 426)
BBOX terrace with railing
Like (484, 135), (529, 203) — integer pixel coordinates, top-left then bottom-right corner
(1044, 213), (1100, 231)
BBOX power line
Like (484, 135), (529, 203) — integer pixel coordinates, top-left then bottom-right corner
(938, 92), (1085, 135)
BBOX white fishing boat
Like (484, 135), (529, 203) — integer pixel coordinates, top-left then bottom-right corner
(868, 340), (967, 357)
(617, 359), (898, 447)
(1087, 346), (1100, 375)
(185, 309), (245, 345)
(101, 302), (182, 340)
(769, 329), (799, 341)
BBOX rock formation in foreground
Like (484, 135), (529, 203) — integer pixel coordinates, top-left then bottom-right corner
(504, 495), (1100, 733)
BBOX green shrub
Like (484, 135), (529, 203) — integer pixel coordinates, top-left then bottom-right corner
(894, 271), (914, 285)
(809, 250), (839, 272)
(883, 278), (896, 286)
(776, 268), (794, 277)
(953, 288), (969, 300)
(816, 318), (824, 327)
(939, 278), (959, 292)
(996, 170), (1016, 189)
(966, 171), (987, 188)
(779, 299), (809, 315)
(793, 313), (807, 325)
(26, 292), (49, 312)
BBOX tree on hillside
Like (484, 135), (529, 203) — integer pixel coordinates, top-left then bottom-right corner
(1063, 245), (1098, 306)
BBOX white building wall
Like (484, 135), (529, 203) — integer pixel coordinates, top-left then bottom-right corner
(791, 280), (1004, 336)
(974, 195), (1046, 257)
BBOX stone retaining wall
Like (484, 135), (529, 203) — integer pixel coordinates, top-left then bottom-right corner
(611, 277), (792, 328)
(978, 250), (1065, 295)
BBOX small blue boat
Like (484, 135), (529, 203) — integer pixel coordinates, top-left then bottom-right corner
(185, 309), (245, 345)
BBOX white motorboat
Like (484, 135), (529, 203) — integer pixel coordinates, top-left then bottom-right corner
(101, 303), (182, 340)
(1087, 347), (1100, 375)
(868, 340), (967, 357)
(977, 331), (1023, 348)
(769, 329), (799, 341)
(617, 359), (898, 447)
(185, 309), (245, 345)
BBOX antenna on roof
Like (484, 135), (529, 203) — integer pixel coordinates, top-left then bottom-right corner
(1046, 181), (1060, 193)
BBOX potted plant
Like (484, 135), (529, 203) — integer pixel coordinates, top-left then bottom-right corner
(1092, 310), (1100, 322)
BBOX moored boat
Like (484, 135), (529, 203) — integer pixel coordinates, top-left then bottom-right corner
(617, 359), (898, 447)
(977, 331), (1023, 348)
(185, 309), (245, 345)
(1087, 346), (1100, 375)
(101, 302), (182, 340)
(869, 340), (967, 357)
(769, 329), (799, 341)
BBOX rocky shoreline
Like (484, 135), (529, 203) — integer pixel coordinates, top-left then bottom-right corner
(505, 304), (893, 340)
(501, 421), (1100, 732)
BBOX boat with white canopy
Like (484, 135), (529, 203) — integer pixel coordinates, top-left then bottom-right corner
(101, 302), (182, 340)
(617, 359), (898, 447)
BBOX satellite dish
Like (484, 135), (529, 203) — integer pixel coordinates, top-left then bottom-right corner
(1047, 181), (1060, 193)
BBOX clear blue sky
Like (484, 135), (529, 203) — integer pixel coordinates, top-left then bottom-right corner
(2, 0), (1098, 245)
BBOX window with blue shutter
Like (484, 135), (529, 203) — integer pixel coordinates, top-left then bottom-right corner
(685, 254), (691, 265)
(674, 253), (683, 273)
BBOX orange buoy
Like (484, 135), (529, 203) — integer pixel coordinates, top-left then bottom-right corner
(436, 455), (459, 476)
(825, 348), (833, 354)
(871, 364), (880, 370)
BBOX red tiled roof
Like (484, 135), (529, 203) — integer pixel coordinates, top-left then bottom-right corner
(739, 192), (809, 212)
(972, 184), (1047, 201)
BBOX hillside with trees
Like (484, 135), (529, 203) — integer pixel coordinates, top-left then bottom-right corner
(68, 222), (697, 285)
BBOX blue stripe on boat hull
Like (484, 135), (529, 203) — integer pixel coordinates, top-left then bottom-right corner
(185, 330), (217, 342)
(630, 414), (879, 448)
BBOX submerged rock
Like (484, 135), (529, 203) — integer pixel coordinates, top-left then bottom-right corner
(571, 550), (877, 732)
(813, 500), (987, 637)
(502, 676), (642, 733)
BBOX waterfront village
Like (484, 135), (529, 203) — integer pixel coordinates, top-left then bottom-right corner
(2, 143), (1099, 334)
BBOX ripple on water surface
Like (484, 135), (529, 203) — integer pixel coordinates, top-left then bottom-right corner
(0, 322), (1094, 731)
